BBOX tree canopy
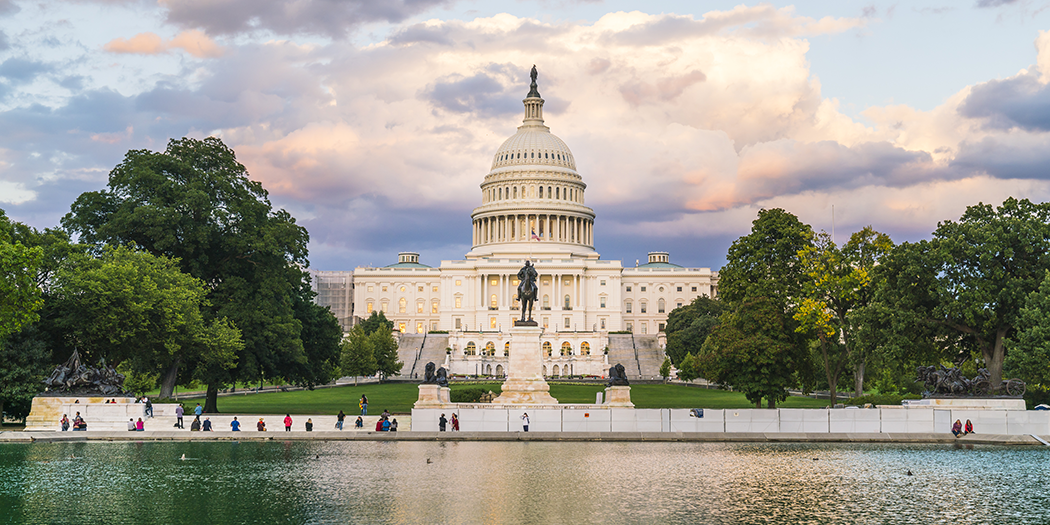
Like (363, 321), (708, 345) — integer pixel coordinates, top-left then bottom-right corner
(664, 296), (724, 366)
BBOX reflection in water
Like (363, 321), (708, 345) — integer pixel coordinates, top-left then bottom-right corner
(1, 441), (1047, 524)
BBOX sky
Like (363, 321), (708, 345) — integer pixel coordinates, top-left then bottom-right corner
(3, 0), (1050, 272)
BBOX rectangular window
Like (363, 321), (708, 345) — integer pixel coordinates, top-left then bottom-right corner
(564, 317), (571, 328)
(419, 286), (424, 292)
(626, 286), (632, 292)
(456, 280), (462, 286)
(543, 317), (549, 329)
(381, 302), (388, 312)
(626, 322), (633, 332)
(600, 318), (606, 329)
(692, 286), (697, 292)
(641, 323), (647, 334)
(641, 286), (646, 292)
(431, 321), (438, 330)
(398, 322), (406, 332)
(432, 302), (439, 314)
(600, 297), (606, 308)
(455, 297), (462, 308)
(641, 303), (647, 313)
(600, 280), (606, 286)
(382, 286), (388, 292)
(367, 286), (374, 292)
(677, 286), (682, 292)
(417, 322), (424, 333)
(455, 318), (462, 329)
(433, 286), (439, 292)
(491, 279), (497, 286)
(659, 323), (665, 332)
(417, 303), (424, 313)
(490, 317), (497, 329)
(366, 302), (373, 313)
(626, 302), (632, 313)
(677, 302), (683, 308)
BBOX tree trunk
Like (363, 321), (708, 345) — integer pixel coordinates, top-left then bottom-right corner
(0, 399), (5, 428)
(204, 384), (220, 414)
(821, 341), (839, 406)
(767, 398), (775, 409)
(854, 359), (866, 397)
(986, 329), (1008, 392)
(159, 358), (180, 398)
(755, 400), (761, 408)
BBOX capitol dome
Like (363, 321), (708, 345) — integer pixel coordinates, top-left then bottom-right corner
(468, 67), (596, 260)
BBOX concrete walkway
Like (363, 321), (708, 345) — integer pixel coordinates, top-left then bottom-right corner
(2, 431), (1045, 446)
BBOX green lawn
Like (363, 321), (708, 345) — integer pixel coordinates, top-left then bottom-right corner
(178, 382), (830, 415)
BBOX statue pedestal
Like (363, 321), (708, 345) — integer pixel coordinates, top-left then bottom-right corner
(492, 326), (558, 405)
(414, 385), (452, 408)
(604, 386), (634, 407)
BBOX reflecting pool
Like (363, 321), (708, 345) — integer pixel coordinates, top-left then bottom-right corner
(1, 441), (1047, 524)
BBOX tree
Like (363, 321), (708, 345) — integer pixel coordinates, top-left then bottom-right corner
(697, 297), (807, 408)
(62, 137), (311, 407)
(370, 326), (403, 381)
(659, 357), (672, 381)
(0, 209), (44, 342)
(795, 227), (893, 403)
(286, 277), (343, 389)
(1006, 271), (1050, 387)
(676, 353), (699, 382)
(664, 296), (724, 366)
(359, 311), (393, 335)
(50, 246), (236, 398)
(340, 326), (377, 386)
(717, 208), (815, 306)
(0, 326), (50, 425)
(875, 198), (1050, 389)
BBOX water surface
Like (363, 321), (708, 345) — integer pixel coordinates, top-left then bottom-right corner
(1, 441), (1046, 524)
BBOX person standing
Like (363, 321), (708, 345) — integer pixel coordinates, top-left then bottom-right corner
(175, 404), (184, 429)
(60, 414), (69, 432)
(360, 395), (368, 416)
(336, 410), (345, 430)
(144, 397), (153, 418)
(202, 417), (212, 431)
(305, 419), (313, 432)
(194, 403), (203, 418)
(521, 412), (529, 432)
(451, 413), (460, 431)
(230, 417), (240, 431)
(257, 418), (266, 431)
(284, 414), (293, 431)
(381, 409), (390, 420)
(438, 413), (447, 432)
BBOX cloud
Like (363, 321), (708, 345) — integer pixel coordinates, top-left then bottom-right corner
(159, 0), (451, 39)
(0, 0), (18, 17)
(0, 30), (8, 51)
(0, 58), (54, 84)
(103, 30), (223, 58)
(975, 0), (1018, 7)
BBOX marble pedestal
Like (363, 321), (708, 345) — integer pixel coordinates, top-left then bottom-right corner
(492, 326), (558, 405)
(604, 386), (634, 407)
(414, 385), (452, 408)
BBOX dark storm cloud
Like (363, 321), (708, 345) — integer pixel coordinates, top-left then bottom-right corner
(0, 58), (54, 84)
(951, 136), (1050, 180)
(424, 70), (521, 118)
(163, 0), (452, 38)
(958, 74), (1050, 131)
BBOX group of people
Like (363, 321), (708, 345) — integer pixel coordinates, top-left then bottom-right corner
(952, 419), (975, 437)
(374, 409), (399, 431)
(437, 413), (460, 432)
(134, 396), (153, 417)
(60, 413), (86, 431)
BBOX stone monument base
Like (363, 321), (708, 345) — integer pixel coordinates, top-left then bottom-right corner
(414, 385), (453, 408)
(604, 386), (634, 407)
(25, 396), (143, 431)
(492, 325), (559, 405)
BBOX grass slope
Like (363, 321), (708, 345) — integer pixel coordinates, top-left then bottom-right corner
(179, 383), (830, 415)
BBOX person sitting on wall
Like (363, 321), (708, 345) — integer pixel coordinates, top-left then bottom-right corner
(964, 419), (974, 435)
(952, 419), (963, 437)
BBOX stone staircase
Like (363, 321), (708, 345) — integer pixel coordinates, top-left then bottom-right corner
(634, 336), (666, 379)
(606, 335), (642, 379)
(417, 334), (450, 373)
(397, 334), (426, 378)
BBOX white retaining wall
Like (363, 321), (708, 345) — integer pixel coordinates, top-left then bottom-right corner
(411, 407), (1050, 434)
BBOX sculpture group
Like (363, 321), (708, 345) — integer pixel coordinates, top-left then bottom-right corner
(42, 349), (128, 396)
(916, 365), (1026, 397)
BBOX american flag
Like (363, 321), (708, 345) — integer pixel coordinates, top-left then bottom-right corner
(531, 230), (541, 241)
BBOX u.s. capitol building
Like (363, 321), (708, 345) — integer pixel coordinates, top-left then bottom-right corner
(312, 71), (718, 379)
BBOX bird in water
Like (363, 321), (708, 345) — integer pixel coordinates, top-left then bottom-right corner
(426, 458), (432, 464)
(906, 470), (913, 476)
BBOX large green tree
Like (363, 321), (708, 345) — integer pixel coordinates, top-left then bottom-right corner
(1006, 271), (1050, 388)
(50, 246), (238, 397)
(795, 227), (893, 403)
(875, 198), (1050, 389)
(697, 297), (806, 408)
(340, 326), (378, 386)
(371, 326), (403, 381)
(664, 296), (724, 366)
(63, 137), (311, 409)
(0, 210), (46, 424)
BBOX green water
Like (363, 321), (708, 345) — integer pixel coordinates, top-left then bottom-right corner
(1, 441), (1048, 524)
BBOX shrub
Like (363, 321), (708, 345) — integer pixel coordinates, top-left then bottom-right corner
(845, 393), (921, 406)
(450, 388), (488, 403)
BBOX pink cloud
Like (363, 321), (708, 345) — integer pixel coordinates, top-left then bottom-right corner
(103, 30), (223, 58)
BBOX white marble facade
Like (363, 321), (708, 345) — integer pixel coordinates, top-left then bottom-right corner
(342, 77), (719, 343)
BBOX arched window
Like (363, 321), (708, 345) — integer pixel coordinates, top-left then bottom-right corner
(658, 298), (666, 313)
(543, 341), (552, 357)
(539, 186), (543, 198)
(381, 301), (388, 312)
(399, 297), (406, 313)
(543, 295), (549, 309)
(465, 342), (476, 355)
(432, 300), (439, 314)
(556, 187), (560, 199)
(561, 341), (572, 356)
(490, 294), (498, 308)
(513, 187), (517, 199)
(504, 342), (510, 356)
(499, 188), (502, 199)
(564, 295), (571, 309)
(417, 300), (424, 313)
(641, 301), (647, 313)
(625, 300), (632, 313)
(581, 342), (590, 355)
(485, 341), (496, 356)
